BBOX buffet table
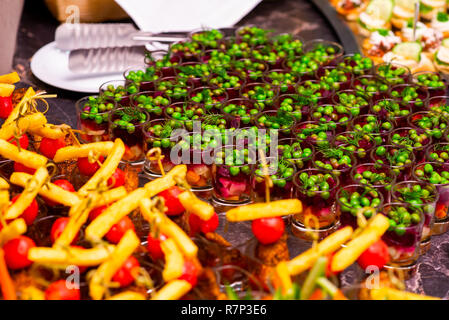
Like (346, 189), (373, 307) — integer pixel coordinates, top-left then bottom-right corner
(11, 0), (449, 298)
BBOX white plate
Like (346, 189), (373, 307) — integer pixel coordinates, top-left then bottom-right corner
(31, 42), (124, 93)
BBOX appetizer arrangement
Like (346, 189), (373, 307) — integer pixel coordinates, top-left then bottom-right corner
(0, 25), (445, 300)
(330, 0), (449, 74)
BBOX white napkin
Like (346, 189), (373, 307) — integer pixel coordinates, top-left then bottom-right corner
(114, 0), (262, 33)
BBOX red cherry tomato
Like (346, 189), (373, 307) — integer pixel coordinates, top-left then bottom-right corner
(77, 156), (103, 176)
(189, 212), (219, 235)
(89, 205), (108, 222)
(10, 195), (38, 226)
(0, 95), (13, 119)
(105, 216), (135, 244)
(39, 137), (66, 159)
(43, 179), (75, 207)
(13, 162), (36, 175)
(45, 280), (80, 300)
(3, 236), (36, 269)
(325, 252), (341, 277)
(146, 233), (167, 261)
(178, 260), (198, 287)
(357, 240), (390, 271)
(251, 217), (285, 245)
(158, 186), (185, 216)
(111, 256), (140, 287)
(107, 168), (125, 188)
(8, 134), (29, 149)
(50, 217), (79, 244)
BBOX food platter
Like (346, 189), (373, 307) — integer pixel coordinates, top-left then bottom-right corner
(317, 0), (449, 75)
(0, 24), (448, 301)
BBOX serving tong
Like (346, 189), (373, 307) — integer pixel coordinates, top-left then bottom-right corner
(58, 23), (187, 74)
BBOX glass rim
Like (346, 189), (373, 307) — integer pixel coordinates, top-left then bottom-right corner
(388, 126), (433, 150)
(369, 144), (416, 168)
(336, 183), (384, 210)
(377, 202), (425, 230)
(390, 179), (440, 204)
(412, 161), (449, 186)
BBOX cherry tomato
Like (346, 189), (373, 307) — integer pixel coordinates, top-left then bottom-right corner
(50, 217), (79, 244)
(325, 252), (341, 277)
(189, 212), (219, 235)
(107, 168), (125, 188)
(8, 134), (29, 149)
(39, 137), (66, 159)
(251, 217), (285, 245)
(357, 240), (390, 270)
(178, 260), (198, 287)
(77, 156), (103, 176)
(147, 233), (167, 260)
(43, 179), (75, 207)
(89, 205), (108, 222)
(105, 216), (135, 244)
(158, 186), (185, 216)
(3, 236), (36, 269)
(111, 256), (140, 287)
(10, 195), (38, 226)
(45, 280), (80, 300)
(0, 95), (13, 119)
(13, 162), (36, 175)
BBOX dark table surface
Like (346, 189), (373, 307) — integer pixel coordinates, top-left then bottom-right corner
(11, 0), (449, 299)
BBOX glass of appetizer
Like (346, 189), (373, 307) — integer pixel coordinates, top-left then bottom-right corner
(296, 79), (334, 106)
(263, 69), (300, 94)
(350, 163), (396, 201)
(123, 65), (162, 91)
(108, 107), (149, 162)
(221, 98), (260, 127)
(331, 89), (371, 117)
(303, 39), (344, 65)
(211, 146), (255, 205)
(154, 76), (192, 103)
(131, 91), (171, 118)
(350, 114), (394, 145)
(413, 162), (449, 235)
(99, 79), (137, 106)
(309, 104), (353, 134)
(312, 147), (357, 184)
(412, 71), (446, 98)
(389, 83), (429, 113)
(370, 145), (415, 182)
(274, 94), (311, 122)
(391, 180), (438, 253)
(388, 127), (432, 161)
(251, 157), (296, 203)
(277, 138), (314, 170)
(239, 82), (279, 111)
(370, 98), (411, 127)
(332, 131), (377, 162)
(145, 49), (182, 77)
(336, 184), (383, 230)
(375, 62), (411, 85)
(293, 120), (335, 148)
(315, 65), (352, 91)
(351, 74), (389, 103)
(255, 110), (297, 138)
(292, 168), (340, 240)
(76, 95), (114, 143)
(407, 110), (448, 141)
(379, 203), (424, 273)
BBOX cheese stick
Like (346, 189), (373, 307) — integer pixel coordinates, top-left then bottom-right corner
(28, 245), (115, 266)
(370, 287), (440, 300)
(226, 199), (303, 222)
(107, 291), (146, 300)
(140, 198), (198, 258)
(0, 139), (47, 169)
(78, 139), (125, 196)
(11, 172), (80, 207)
(93, 186), (127, 208)
(286, 226), (353, 275)
(89, 229), (140, 300)
(0, 219), (27, 246)
(144, 164), (187, 197)
(4, 167), (48, 220)
(178, 191), (214, 220)
(85, 188), (147, 242)
(331, 215), (390, 272)
(0, 113), (47, 140)
(151, 280), (192, 300)
(28, 123), (70, 139)
(161, 239), (184, 282)
(53, 141), (114, 162)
